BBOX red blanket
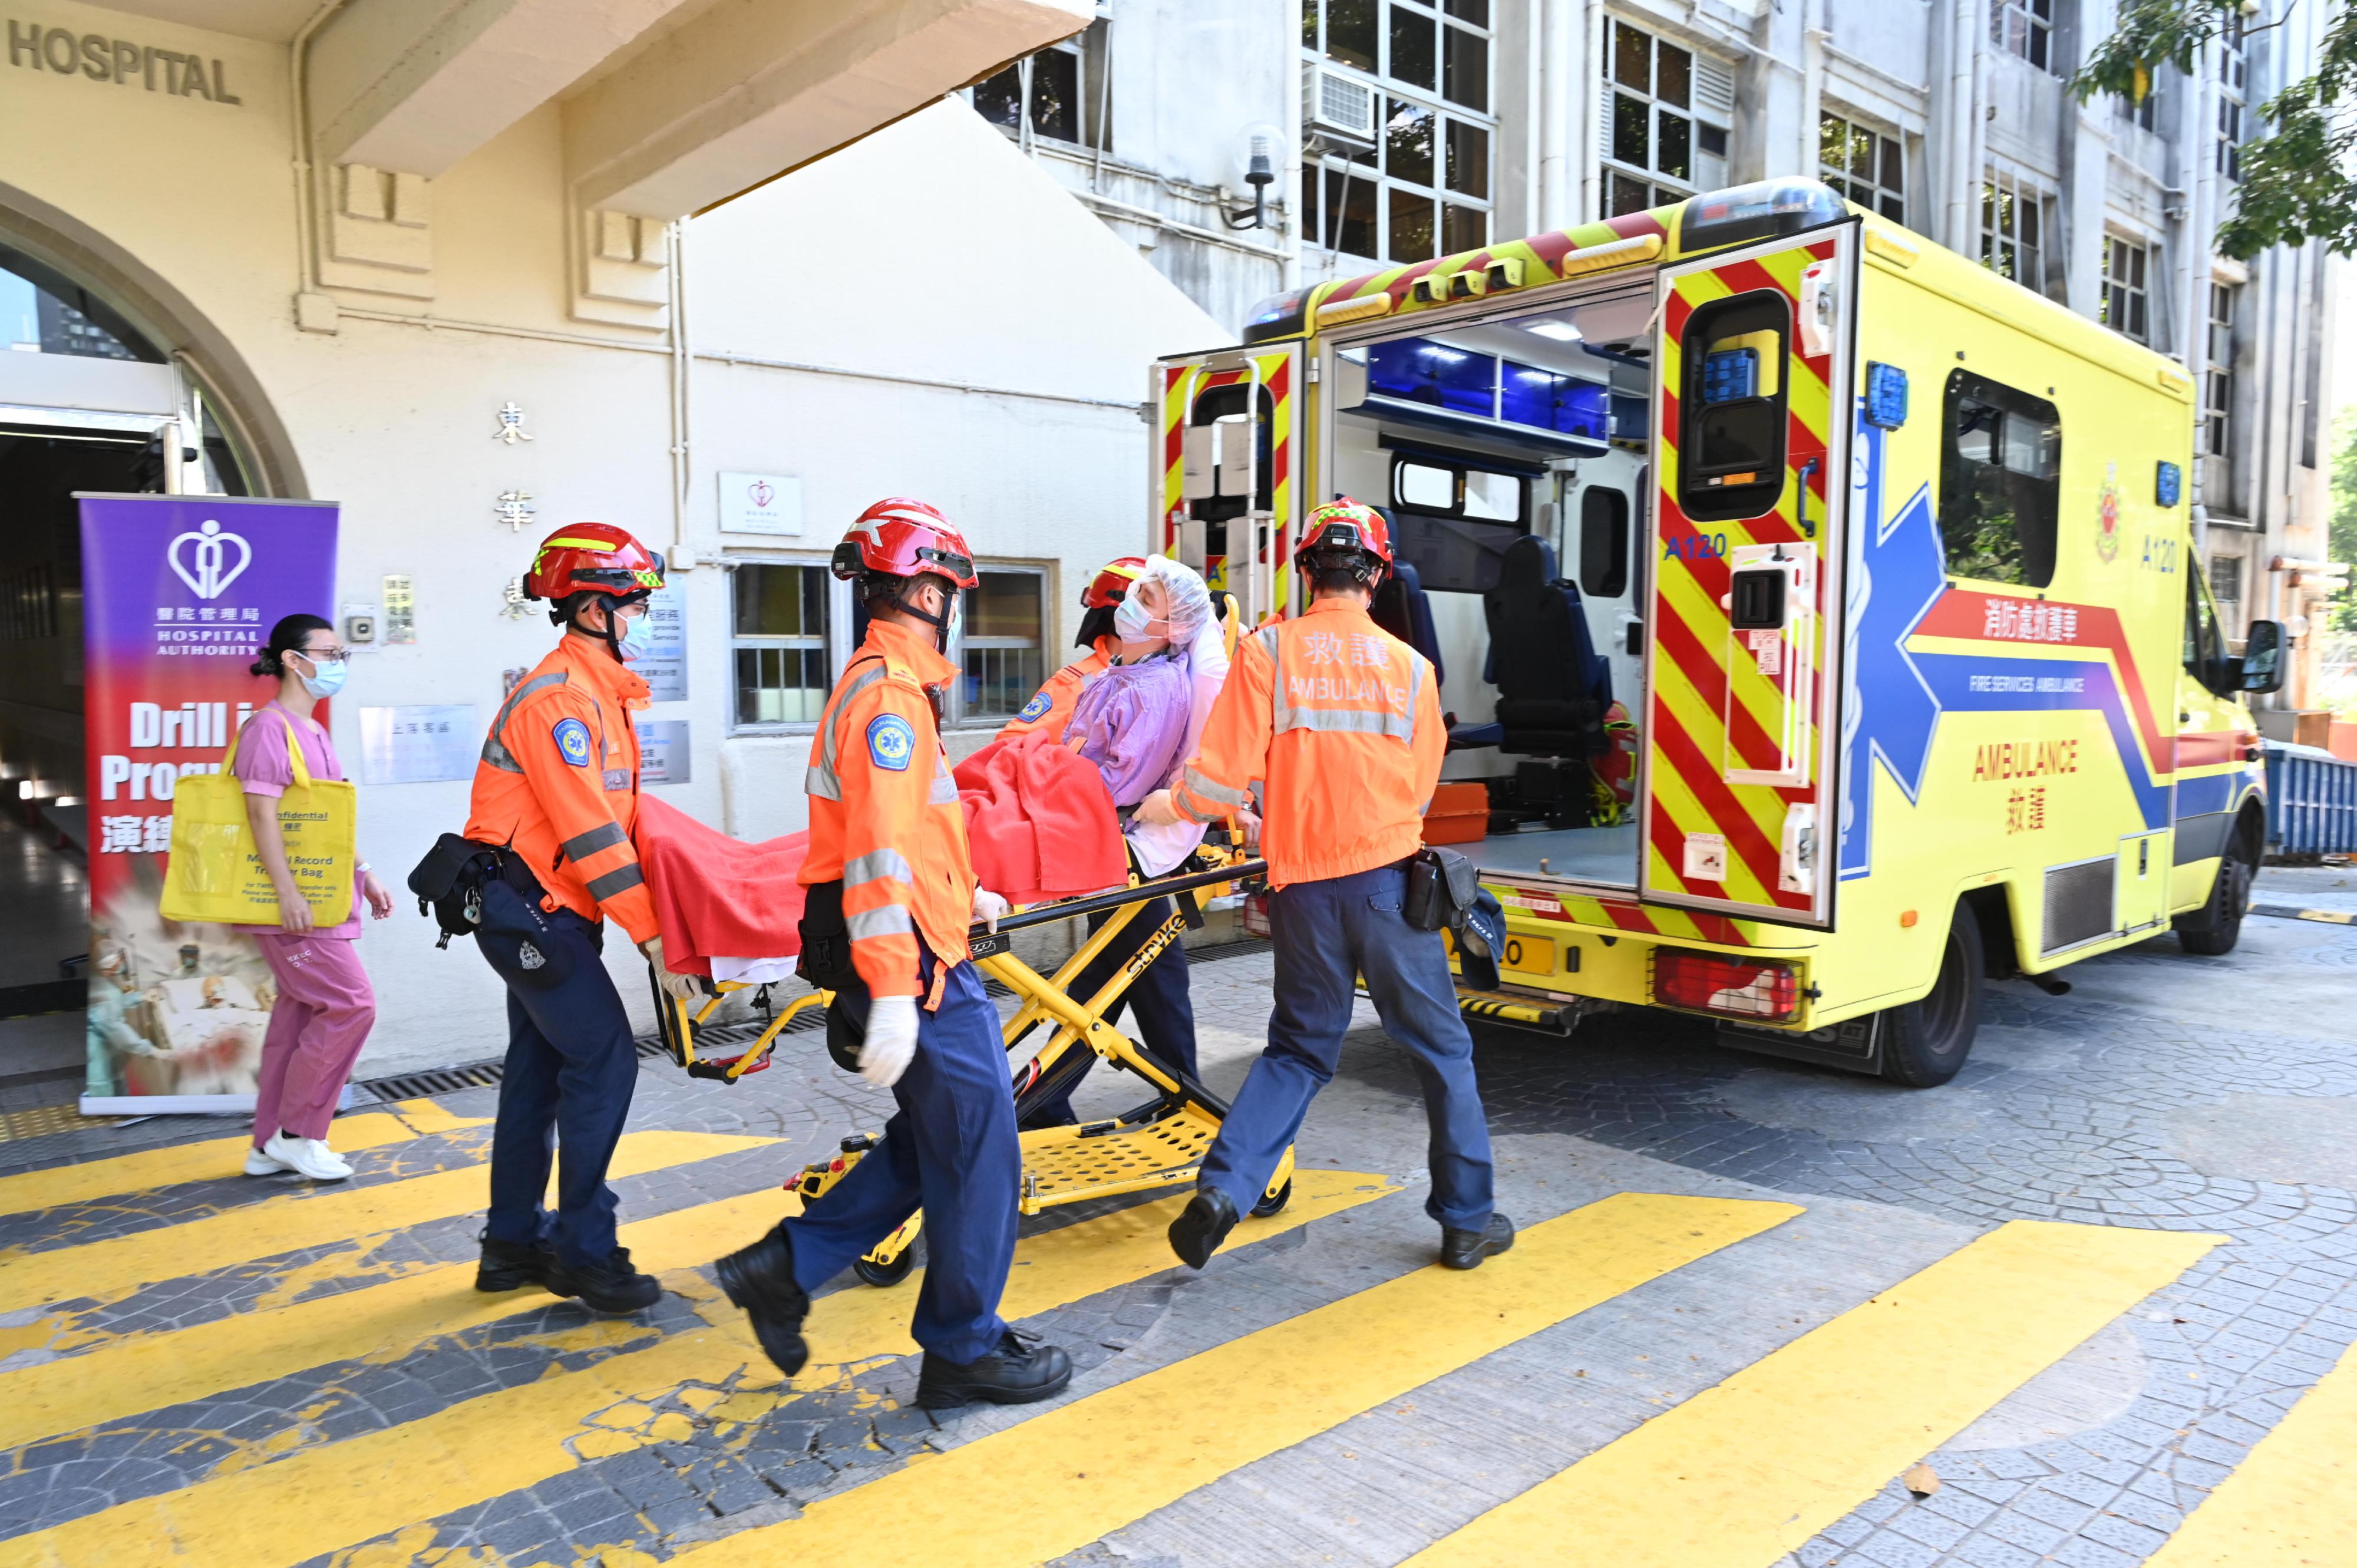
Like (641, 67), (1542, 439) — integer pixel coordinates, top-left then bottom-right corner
(635, 735), (1125, 974)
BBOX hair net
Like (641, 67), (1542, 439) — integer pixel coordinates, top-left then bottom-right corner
(1124, 555), (1213, 647)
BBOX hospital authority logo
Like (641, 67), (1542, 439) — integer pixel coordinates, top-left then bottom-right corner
(168, 519), (252, 598)
(2094, 465), (2121, 564)
(867, 714), (915, 771)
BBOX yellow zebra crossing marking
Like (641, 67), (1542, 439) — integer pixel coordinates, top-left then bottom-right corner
(674, 1193), (1801, 1566)
(0, 1187), (798, 1454)
(0, 1130), (770, 1315)
(0, 1107), (430, 1219)
(1402, 1220), (2220, 1567)
(2139, 1332), (2357, 1566)
(0, 1170), (1398, 1568)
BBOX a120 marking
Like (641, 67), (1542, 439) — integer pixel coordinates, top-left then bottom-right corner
(2140, 534), (2178, 574)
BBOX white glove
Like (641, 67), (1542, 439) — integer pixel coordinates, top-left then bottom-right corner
(859, 995), (920, 1088)
(639, 936), (702, 1003)
(971, 887), (1011, 933)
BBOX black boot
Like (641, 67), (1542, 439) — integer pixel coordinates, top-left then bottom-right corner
(546, 1246), (662, 1313)
(1440, 1212), (1516, 1270)
(475, 1232), (555, 1293)
(915, 1329), (1072, 1410)
(1167, 1186), (1239, 1270)
(712, 1229), (811, 1376)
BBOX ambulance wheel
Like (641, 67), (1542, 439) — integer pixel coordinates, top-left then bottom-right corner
(2176, 851), (2252, 957)
(853, 1248), (916, 1288)
(1250, 1179), (1292, 1218)
(1879, 905), (1982, 1089)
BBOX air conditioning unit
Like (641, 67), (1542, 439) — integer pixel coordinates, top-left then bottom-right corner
(1302, 64), (1377, 148)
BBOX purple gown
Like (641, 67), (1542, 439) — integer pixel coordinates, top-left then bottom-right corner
(1062, 653), (1193, 807)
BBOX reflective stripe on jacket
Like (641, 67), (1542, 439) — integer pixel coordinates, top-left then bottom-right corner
(1172, 598), (1442, 888)
(463, 636), (656, 942)
(801, 620), (976, 998)
(995, 638), (1113, 742)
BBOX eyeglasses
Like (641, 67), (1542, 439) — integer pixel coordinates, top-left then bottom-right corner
(296, 645), (350, 663)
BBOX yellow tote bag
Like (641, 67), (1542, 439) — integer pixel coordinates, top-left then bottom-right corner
(159, 715), (357, 926)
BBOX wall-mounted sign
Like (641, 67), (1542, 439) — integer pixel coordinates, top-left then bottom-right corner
(636, 719), (689, 784)
(358, 704), (478, 784)
(382, 573), (415, 645)
(719, 471), (801, 536)
(637, 583), (686, 701)
(5, 24), (243, 103)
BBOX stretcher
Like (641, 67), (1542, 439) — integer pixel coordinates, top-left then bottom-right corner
(648, 838), (1289, 1286)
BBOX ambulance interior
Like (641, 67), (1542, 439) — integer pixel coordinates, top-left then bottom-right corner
(1326, 283), (1657, 890)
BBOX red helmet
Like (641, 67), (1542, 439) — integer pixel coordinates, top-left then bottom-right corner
(1082, 556), (1147, 609)
(1299, 498), (1395, 577)
(831, 498), (979, 589)
(524, 523), (664, 602)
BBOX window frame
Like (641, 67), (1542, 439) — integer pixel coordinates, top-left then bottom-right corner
(1676, 289), (1794, 524)
(1602, 18), (1710, 219)
(2100, 234), (2153, 344)
(969, 14), (1111, 152)
(726, 557), (853, 737)
(1990, 0), (2055, 73)
(1937, 368), (2064, 590)
(2204, 280), (2238, 458)
(2207, 551), (2244, 618)
(1300, 0), (1496, 268)
(949, 563), (1052, 729)
(1980, 167), (2051, 297)
(1817, 111), (1906, 225)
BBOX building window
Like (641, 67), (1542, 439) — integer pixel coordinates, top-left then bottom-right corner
(2208, 552), (2244, 616)
(2216, 12), (2246, 182)
(1301, 1), (1494, 263)
(1990, 0), (2054, 72)
(2118, 80), (2159, 132)
(2206, 282), (2238, 457)
(1980, 169), (2049, 295)
(973, 18), (1110, 150)
(731, 563), (832, 729)
(2101, 236), (2152, 342)
(957, 569), (1047, 724)
(1818, 113), (1904, 223)
(1939, 369), (2061, 588)
(1603, 19), (1712, 216)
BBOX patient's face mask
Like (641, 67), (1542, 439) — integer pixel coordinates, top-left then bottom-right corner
(1114, 581), (1171, 644)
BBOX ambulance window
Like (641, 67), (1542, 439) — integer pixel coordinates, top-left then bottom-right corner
(1579, 487), (1630, 598)
(1677, 291), (1789, 523)
(1939, 370), (2060, 587)
(2183, 573), (2234, 696)
(1387, 451), (1531, 593)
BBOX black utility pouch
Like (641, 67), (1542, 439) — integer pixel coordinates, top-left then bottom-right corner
(407, 833), (499, 948)
(796, 879), (860, 992)
(1402, 846), (1480, 933)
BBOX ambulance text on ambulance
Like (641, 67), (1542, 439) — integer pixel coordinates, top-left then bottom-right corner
(1972, 738), (2082, 781)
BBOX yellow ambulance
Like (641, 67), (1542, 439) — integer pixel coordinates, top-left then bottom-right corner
(1153, 177), (2286, 1086)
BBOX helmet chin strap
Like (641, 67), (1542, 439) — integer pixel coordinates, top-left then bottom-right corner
(890, 580), (955, 654)
(570, 593), (627, 663)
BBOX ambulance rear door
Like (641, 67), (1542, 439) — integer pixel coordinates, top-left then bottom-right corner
(1639, 220), (1858, 929)
(1153, 344), (1307, 626)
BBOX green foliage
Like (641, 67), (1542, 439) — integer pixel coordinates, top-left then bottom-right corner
(2331, 415), (2357, 632)
(2072, 0), (2357, 260)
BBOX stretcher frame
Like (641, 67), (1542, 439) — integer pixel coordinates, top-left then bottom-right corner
(648, 839), (1290, 1285)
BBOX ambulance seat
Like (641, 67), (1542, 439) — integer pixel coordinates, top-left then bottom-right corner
(1482, 535), (1611, 758)
(1375, 560), (1504, 750)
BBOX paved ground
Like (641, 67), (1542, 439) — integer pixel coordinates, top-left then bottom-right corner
(0, 866), (2351, 1567)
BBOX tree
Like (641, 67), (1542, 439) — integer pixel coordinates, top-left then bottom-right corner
(2072, 1), (2357, 260)
(2332, 415), (2357, 631)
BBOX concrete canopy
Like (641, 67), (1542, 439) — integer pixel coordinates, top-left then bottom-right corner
(302, 0), (1093, 219)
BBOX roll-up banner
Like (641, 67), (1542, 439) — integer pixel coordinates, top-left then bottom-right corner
(77, 494), (340, 1115)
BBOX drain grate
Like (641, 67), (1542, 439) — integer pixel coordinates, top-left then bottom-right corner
(359, 1060), (504, 1101)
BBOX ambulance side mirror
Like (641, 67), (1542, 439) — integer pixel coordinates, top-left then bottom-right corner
(2239, 619), (2286, 694)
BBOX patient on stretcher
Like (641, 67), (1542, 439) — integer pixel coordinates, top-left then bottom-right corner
(1061, 557), (1217, 813)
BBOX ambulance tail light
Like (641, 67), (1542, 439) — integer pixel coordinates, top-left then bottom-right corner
(1652, 949), (1799, 1022)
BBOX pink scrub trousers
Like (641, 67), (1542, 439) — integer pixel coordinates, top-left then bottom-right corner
(250, 933), (376, 1144)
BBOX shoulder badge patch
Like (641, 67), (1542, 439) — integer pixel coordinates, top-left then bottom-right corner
(552, 717), (593, 768)
(1016, 691), (1053, 724)
(866, 713), (916, 772)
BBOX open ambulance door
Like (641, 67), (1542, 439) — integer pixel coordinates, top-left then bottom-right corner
(1638, 222), (1858, 929)
(1153, 345), (1306, 627)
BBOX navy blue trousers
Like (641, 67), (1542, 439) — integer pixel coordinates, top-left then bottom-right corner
(1026, 896), (1199, 1125)
(480, 908), (641, 1269)
(1199, 863), (1494, 1230)
(783, 952), (1019, 1365)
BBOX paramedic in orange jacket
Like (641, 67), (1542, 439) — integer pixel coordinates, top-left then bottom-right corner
(712, 499), (1072, 1411)
(1136, 499), (1510, 1273)
(992, 555), (1138, 742)
(464, 523), (694, 1315)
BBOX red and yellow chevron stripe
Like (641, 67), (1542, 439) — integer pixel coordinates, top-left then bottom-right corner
(1494, 880), (1761, 949)
(1643, 239), (1841, 916)
(1158, 351), (1299, 615)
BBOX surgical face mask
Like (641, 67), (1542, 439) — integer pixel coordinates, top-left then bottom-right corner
(1113, 592), (1167, 643)
(615, 608), (657, 662)
(290, 649), (347, 698)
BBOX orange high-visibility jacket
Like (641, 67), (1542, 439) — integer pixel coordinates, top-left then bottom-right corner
(464, 635), (657, 943)
(995, 637), (1113, 742)
(801, 619), (976, 998)
(1173, 598), (1442, 887)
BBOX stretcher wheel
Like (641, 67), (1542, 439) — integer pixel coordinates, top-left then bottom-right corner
(853, 1248), (916, 1288)
(1250, 1179), (1292, 1218)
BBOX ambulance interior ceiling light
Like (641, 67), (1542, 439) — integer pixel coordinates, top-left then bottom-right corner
(1523, 319), (1584, 342)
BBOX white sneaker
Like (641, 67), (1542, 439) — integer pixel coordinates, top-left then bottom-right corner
(262, 1131), (353, 1181)
(243, 1145), (290, 1176)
